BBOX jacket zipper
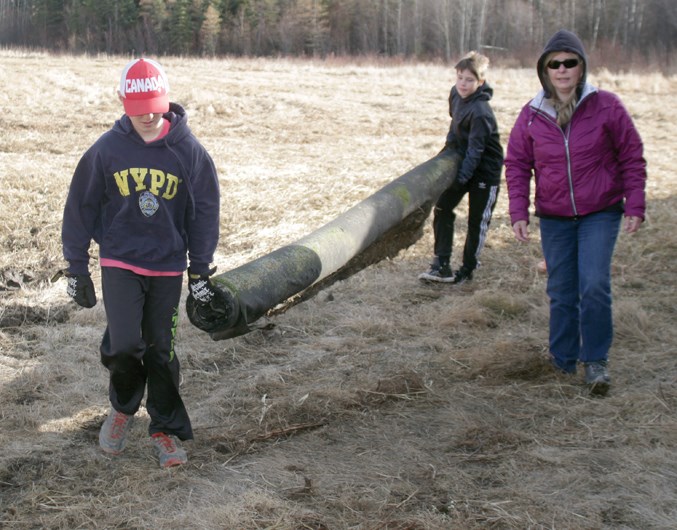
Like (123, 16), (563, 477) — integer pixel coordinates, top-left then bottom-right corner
(531, 87), (597, 219)
(562, 125), (578, 217)
(538, 110), (578, 218)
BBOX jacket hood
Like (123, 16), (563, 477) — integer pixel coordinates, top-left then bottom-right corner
(113, 102), (190, 145)
(111, 102), (199, 216)
(537, 29), (588, 98)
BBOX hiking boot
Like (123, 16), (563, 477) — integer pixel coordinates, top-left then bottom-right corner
(547, 354), (577, 375)
(151, 433), (188, 468)
(452, 265), (474, 285)
(418, 257), (454, 283)
(584, 362), (611, 396)
(99, 408), (134, 455)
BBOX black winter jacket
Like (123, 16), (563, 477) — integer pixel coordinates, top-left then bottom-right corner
(445, 83), (503, 185)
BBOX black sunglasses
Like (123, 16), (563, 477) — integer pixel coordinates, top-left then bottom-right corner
(546, 58), (580, 70)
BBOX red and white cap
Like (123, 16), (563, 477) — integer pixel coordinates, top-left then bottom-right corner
(118, 58), (170, 116)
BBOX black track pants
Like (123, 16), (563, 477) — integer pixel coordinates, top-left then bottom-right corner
(100, 267), (192, 440)
(432, 180), (499, 271)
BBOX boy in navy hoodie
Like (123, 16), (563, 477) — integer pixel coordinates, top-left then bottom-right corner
(419, 51), (503, 284)
(60, 58), (221, 467)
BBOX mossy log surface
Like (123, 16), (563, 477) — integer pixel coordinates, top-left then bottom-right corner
(187, 150), (460, 340)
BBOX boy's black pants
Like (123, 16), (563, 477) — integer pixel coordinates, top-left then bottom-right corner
(100, 267), (192, 441)
(432, 179), (499, 271)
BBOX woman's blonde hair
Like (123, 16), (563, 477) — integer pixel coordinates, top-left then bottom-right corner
(542, 52), (582, 127)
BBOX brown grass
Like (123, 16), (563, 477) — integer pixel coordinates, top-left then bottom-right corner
(0, 51), (676, 529)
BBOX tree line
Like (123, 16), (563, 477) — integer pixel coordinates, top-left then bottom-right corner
(0, 0), (674, 68)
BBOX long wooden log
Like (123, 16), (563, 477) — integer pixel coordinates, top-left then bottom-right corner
(187, 150), (460, 340)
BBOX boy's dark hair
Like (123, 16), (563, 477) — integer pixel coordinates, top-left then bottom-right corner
(455, 51), (490, 81)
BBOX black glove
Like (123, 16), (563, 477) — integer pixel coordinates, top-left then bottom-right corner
(188, 267), (219, 306)
(450, 177), (467, 192)
(438, 142), (453, 155)
(187, 267), (233, 331)
(52, 270), (97, 308)
(439, 138), (460, 155)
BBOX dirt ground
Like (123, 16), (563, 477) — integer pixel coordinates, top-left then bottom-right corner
(0, 52), (675, 529)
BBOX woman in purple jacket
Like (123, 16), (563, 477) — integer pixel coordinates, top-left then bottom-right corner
(505, 30), (646, 395)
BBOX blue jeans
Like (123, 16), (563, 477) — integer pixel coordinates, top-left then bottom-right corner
(539, 211), (622, 373)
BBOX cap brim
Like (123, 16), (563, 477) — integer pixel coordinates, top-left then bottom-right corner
(122, 95), (170, 116)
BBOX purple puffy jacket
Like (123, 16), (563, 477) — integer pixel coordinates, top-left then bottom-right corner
(505, 84), (646, 225)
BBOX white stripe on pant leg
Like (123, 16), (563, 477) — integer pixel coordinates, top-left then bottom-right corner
(474, 185), (498, 262)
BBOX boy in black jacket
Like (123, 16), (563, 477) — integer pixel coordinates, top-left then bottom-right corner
(60, 58), (221, 467)
(419, 51), (504, 284)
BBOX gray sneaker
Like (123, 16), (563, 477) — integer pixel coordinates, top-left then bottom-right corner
(584, 362), (611, 395)
(151, 433), (188, 468)
(418, 257), (454, 283)
(99, 409), (134, 454)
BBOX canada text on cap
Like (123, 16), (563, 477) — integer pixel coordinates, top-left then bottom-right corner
(118, 58), (170, 116)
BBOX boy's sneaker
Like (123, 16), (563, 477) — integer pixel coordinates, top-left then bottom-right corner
(452, 265), (474, 285)
(584, 362), (611, 396)
(418, 258), (454, 283)
(151, 433), (188, 468)
(99, 409), (134, 455)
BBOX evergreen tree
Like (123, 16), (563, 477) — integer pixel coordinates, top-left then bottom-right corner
(200, 4), (222, 55)
(138, 0), (170, 54)
(0, 0), (673, 69)
(34, 0), (67, 49)
(169, 0), (195, 54)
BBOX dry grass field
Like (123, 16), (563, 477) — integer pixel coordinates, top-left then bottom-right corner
(0, 51), (675, 529)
